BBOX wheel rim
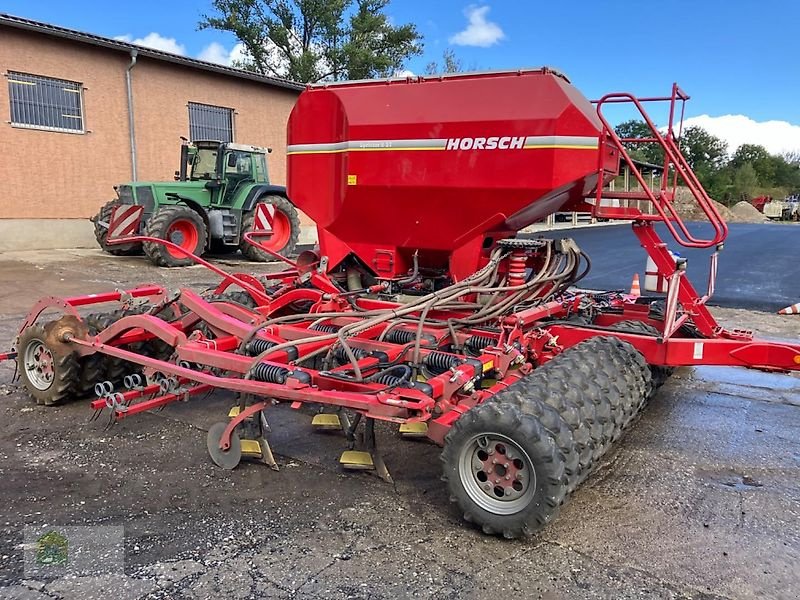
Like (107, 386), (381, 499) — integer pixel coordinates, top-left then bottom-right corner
(458, 432), (536, 515)
(165, 219), (199, 258)
(24, 338), (55, 391)
(256, 208), (291, 251)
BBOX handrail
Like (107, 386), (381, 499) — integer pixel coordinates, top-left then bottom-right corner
(593, 85), (728, 249)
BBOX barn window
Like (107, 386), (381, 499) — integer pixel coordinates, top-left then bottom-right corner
(188, 102), (234, 142)
(8, 71), (84, 133)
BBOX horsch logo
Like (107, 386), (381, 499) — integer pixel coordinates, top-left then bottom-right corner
(446, 136), (525, 150)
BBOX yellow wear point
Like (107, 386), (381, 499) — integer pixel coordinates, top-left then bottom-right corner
(312, 413), (342, 430)
(228, 406), (241, 418)
(399, 422), (429, 438)
(239, 439), (263, 457)
(339, 450), (375, 470)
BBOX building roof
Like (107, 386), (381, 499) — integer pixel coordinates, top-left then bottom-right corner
(0, 13), (303, 92)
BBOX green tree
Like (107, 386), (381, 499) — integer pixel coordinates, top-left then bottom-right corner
(613, 120), (664, 165)
(425, 49), (464, 75)
(678, 126), (727, 175)
(200, 0), (422, 83)
(731, 162), (758, 199)
(730, 143), (775, 184)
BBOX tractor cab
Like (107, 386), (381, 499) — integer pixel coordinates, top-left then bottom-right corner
(95, 138), (299, 267)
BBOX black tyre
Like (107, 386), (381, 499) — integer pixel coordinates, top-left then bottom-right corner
(240, 196), (301, 261)
(17, 324), (79, 406)
(75, 314), (107, 398)
(442, 401), (566, 538)
(92, 200), (143, 256)
(489, 379), (581, 493)
(143, 206), (208, 267)
(613, 320), (675, 391)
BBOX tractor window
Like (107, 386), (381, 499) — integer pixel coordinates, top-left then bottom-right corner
(224, 151), (253, 177)
(253, 154), (269, 183)
(191, 148), (218, 180)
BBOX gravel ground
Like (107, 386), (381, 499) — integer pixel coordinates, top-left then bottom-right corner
(0, 249), (797, 600)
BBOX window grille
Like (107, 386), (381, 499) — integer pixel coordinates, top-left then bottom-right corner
(8, 71), (84, 133)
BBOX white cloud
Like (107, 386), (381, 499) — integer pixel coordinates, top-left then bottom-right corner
(197, 41), (249, 66)
(115, 32), (186, 55)
(395, 69), (416, 78)
(449, 5), (505, 48)
(680, 114), (800, 156)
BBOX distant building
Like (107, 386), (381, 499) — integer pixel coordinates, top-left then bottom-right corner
(0, 13), (305, 250)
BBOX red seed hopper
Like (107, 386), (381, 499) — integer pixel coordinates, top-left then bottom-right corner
(287, 68), (617, 279)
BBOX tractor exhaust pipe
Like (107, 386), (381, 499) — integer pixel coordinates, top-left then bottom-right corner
(178, 137), (189, 181)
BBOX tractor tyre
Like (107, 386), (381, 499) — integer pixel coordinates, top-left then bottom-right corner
(441, 401), (567, 538)
(17, 324), (80, 406)
(92, 200), (143, 256)
(613, 320), (675, 392)
(240, 196), (301, 262)
(143, 206), (208, 268)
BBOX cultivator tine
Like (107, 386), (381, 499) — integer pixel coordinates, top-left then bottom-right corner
(338, 417), (393, 483)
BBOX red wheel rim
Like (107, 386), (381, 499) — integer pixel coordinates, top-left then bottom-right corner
(258, 209), (291, 251)
(165, 219), (199, 258)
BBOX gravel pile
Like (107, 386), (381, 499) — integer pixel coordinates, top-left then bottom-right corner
(672, 187), (734, 221)
(730, 200), (769, 223)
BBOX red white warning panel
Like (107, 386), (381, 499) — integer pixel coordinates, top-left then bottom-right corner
(254, 203), (275, 233)
(108, 205), (144, 241)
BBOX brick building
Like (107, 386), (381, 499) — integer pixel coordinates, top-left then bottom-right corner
(0, 14), (305, 250)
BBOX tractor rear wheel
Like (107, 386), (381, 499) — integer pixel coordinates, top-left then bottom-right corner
(240, 196), (300, 262)
(143, 206), (208, 267)
(441, 401), (566, 538)
(92, 200), (143, 255)
(17, 324), (80, 406)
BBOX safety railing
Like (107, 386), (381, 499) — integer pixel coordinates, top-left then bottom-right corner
(592, 84), (728, 249)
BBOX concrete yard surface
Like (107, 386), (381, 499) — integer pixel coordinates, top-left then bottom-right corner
(0, 249), (797, 599)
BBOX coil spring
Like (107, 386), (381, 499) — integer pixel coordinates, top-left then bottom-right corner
(384, 328), (417, 344)
(251, 363), (291, 384)
(465, 335), (495, 351)
(333, 346), (369, 364)
(374, 373), (405, 387)
(310, 324), (340, 333)
(507, 249), (527, 286)
(247, 338), (277, 356)
(423, 351), (461, 374)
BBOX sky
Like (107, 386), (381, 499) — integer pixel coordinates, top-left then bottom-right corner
(3, 0), (799, 154)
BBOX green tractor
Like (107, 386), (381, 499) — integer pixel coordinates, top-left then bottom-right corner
(92, 140), (301, 267)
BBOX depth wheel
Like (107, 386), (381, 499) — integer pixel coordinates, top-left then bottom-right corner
(92, 200), (143, 255)
(143, 206), (208, 267)
(442, 402), (566, 538)
(207, 422), (242, 470)
(17, 324), (79, 406)
(240, 196), (301, 261)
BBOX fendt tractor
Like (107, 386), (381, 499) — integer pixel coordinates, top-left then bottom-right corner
(7, 69), (800, 538)
(92, 140), (301, 267)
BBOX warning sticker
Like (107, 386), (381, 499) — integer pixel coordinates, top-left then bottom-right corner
(693, 342), (704, 360)
(347, 174), (357, 185)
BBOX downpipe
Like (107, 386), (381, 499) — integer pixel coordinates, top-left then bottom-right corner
(126, 49), (138, 181)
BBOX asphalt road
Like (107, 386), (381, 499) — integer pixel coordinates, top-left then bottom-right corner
(536, 222), (800, 312)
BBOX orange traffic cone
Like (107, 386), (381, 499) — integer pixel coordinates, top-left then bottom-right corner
(778, 302), (800, 315)
(629, 273), (641, 297)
